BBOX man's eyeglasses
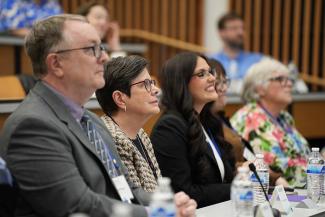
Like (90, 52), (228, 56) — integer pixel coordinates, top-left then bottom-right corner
(130, 79), (156, 93)
(192, 68), (216, 78)
(268, 76), (295, 87)
(215, 77), (231, 91)
(54, 44), (106, 59)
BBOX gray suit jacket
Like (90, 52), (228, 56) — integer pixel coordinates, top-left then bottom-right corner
(0, 82), (149, 217)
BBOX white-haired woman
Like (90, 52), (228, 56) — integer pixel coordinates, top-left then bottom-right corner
(230, 58), (310, 187)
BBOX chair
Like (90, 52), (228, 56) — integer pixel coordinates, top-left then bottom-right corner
(0, 75), (26, 100)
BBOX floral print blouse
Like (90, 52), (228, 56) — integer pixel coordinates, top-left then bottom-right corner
(230, 102), (310, 187)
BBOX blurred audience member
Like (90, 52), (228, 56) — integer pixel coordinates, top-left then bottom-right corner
(96, 55), (161, 193)
(77, 1), (125, 57)
(0, 0), (62, 36)
(210, 12), (263, 94)
(230, 58), (310, 187)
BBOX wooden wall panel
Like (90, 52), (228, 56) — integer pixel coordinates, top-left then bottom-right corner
(312, 0), (322, 80)
(230, 0), (325, 89)
(56, 0), (205, 77)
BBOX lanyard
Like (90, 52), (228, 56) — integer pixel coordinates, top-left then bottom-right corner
(258, 103), (304, 152)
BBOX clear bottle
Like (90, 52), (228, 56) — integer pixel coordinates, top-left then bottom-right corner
(251, 153), (269, 206)
(231, 166), (254, 217)
(69, 213), (89, 217)
(111, 203), (132, 217)
(149, 177), (176, 217)
(307, 147), (325, 205)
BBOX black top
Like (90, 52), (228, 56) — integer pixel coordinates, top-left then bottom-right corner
(150, 111), (235, 208)
(132, 137), (158, 179)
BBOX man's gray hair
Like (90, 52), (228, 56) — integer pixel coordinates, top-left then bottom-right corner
(25, 14), (87, 78)
(241, 58), (289, 103)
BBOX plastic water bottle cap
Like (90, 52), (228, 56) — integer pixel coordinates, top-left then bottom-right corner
(311, 147), (320, 152)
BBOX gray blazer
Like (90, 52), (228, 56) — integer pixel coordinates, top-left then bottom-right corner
(0, 82), (149, 217)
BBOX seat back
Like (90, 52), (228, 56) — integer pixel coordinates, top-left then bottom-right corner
(0, 75), (26, 100)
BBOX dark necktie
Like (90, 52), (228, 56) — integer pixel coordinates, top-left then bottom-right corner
(80, 114), (119, 177)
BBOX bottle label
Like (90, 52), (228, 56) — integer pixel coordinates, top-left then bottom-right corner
(150, 207), (176, 217)
(250, 173), (267, 184)
(307, 165), (325, 174)
(239, 190), (254, 201)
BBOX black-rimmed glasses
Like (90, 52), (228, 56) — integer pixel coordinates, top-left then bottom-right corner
(54, 44), (106, 59)
(130, 79), (156, 93)
(215, 77), (231, 91)
(192, 68), (216, 78)
(268, 76), (295, 87)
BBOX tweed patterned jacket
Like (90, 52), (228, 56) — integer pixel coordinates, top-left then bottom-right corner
(101, 115), (161, 192)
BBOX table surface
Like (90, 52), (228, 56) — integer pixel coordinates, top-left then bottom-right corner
(196, 190), (325, 217)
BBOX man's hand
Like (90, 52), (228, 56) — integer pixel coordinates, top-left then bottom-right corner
(174, 192), (197, 217)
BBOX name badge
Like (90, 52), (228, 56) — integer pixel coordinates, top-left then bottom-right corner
(112, 175), (134, 203)
(243, 147), (256, 161)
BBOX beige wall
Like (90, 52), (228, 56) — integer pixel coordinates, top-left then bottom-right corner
(204, 0), (228, 55)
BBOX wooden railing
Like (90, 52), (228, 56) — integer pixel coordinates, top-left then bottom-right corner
(229, 0), (325, 89)
(59, 0), (205, 76)
(120, 29), (207, 53)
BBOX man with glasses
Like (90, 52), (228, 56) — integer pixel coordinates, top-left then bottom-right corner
(210, 12), (263, 93)
(0, 15), (196, 217)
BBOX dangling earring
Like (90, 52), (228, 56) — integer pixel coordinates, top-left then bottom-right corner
(124, 105), (127, 112)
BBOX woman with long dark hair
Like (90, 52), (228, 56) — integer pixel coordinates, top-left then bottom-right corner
(151, 52), (236, 208)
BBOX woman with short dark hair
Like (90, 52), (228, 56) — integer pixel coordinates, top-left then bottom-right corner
(96, 55), (161, 192)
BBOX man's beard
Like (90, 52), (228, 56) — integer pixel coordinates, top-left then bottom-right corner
(225, 38), (243, 50)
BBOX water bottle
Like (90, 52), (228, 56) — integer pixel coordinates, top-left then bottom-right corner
(149, 177), (176, 217)
(111, 203), (132, 217)
(69, 213), (89, 217)
(251, 154), (269, 205)
(307, 147), (325, 205)
(231, 166), (254, 217)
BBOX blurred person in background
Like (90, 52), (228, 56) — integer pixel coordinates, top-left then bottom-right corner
(210, 12), (263, 94)
(0, 0), (62, 36)
(77, 1), (125, 57)
(230, 58), (310, 187)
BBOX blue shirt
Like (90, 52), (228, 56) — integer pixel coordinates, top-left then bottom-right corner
(43, 82), (84, 123)
(0, 0), (62, 32)
(210, 50), (263, 80)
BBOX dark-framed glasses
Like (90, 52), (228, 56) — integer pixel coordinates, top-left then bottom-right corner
(215, 77), (231, 90)
(268, 75), (295, 87)
(130, 79), (156, 93)
(192, 68), (216, 78)
(54, 44), (106, 59)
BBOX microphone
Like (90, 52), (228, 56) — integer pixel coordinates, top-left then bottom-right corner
(249, 163), (281, 217)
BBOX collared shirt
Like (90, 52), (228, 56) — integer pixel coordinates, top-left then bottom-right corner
(202, 126), (225, 181)
(0, 0), (62, 32)
(42, 81), (84, 122)
(210, 50), (263, 80)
